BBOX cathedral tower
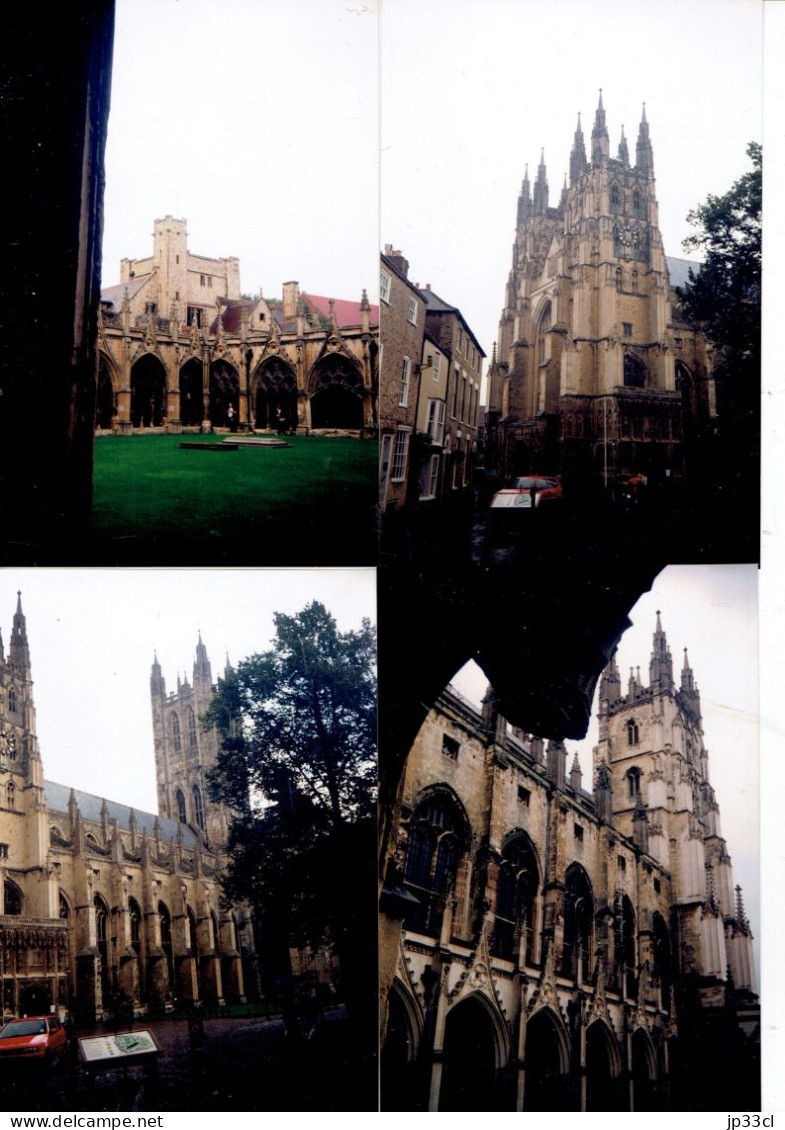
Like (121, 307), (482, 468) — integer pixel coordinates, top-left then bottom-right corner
(488, 95), (711, 487)
(594, 614), (756, 994)
(151, 635), (230, 849)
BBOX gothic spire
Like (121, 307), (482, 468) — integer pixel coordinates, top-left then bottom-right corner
(599, 652), (621, 704)
(591, 89), (609, 164)
(517, 163), (532, 222)
(151, 650), (165, 695)
(194, 631), (212, 683)
(533, 150), (549, 215)
(649, 610), (673, 693)
(617, 124), (629, 167)
(569, 112), (588, 185)
(635, 102), (654, 172)
(9, 591), (30, 673)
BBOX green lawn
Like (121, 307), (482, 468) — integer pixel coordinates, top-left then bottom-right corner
(90, 433), (378, 566)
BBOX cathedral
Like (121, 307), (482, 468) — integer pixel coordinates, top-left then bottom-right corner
(380, 614), (758, 1111)
(0, 595), (259, 1025)
(97, 216), (379, 435)
(484, 95), (714, 490)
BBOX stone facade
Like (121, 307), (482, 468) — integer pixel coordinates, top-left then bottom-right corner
(380, 614), (758, 1111)
(0, 596), (259, 1025)
(485, 97), (714, 491)
(98, 217), (379, 436)
(379, 249), (426, 512)
(380, 247), (485, 513)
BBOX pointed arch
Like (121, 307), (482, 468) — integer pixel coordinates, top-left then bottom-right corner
(97, 349), (120, 429)
(439, 991), (508, 1111)
(403, 786), (472, 936)
(623, 352), (646, 388)
(193, 784), (205, 831)
(381, 977), (423, 1112)
(179, 357), (204, 426)
(563, 862), (594, 981)
(186, 706), (197, 750)
(615, 893), (637, 998)
(492, 830), (541, 965)
(175, 788), (187, 824)
(3, 878), (23, 916)
(209, 359), (239, 427)
(586, 1018), (621, 1110)
(170, 712), (182, 752)
(130, 352), (166, 427)
(524, 1006), (572, 1111)
(251, 356), (298, 431)
(129, 897), (142, 955)
(631, 1027), (658, 1111)
(308, 353), (364, 429)
(94, 893), (111, 998)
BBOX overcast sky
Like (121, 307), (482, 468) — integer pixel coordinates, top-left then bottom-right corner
(451, 564), (760, 975)
(381, 0), (762, 376)
(3, 570), (375, 814)
(102, 0), (379, 304)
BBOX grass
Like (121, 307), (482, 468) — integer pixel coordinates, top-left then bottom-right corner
(89, 433), (378, 566)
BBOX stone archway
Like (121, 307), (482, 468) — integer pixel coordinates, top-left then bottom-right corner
(439, 994), (503, 1111)
(179, 358), (204, 426)
(97, 351), (118, 429)
(209, 360), (240, 428)
(252, 358), (298, 431)
(524, 1007), (571, 1111)
(381, 981), (422, 1111)
(586, 1020), (620, 1111)
(130, 353), (166, 427)
(309, 354), (364, 429)
(632, 1028), (658, 1111)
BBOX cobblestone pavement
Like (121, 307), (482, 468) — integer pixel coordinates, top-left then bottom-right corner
(1, 1007), (376, 1113)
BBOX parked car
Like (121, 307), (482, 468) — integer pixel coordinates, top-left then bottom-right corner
(0, 1016), (67, 1063)
(490, 475), (563, 511)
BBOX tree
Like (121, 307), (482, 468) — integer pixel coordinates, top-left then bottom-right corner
(678, 141), (761, 364)
(204, 602), (377, 1077)
(677, 143), (761, 509)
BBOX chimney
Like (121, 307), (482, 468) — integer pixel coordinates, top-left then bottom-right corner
(282, 281), (300, 321)
(385, 248), (409, 279)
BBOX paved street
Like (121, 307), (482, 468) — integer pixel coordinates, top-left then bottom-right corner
(1, 1006), (376, 1113)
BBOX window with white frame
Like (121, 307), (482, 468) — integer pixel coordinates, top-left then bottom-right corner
(407, 296), (418, 325)
(399, 356), (411, 407)
(390, 429), (410, 482)
(380, 270), (391, 304)
(425, 398), (445, 445)
(421, 453), (440, 500)
(431, 352), (441, 382)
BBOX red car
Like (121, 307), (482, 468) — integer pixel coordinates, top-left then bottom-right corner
(0, 1016), (67, 1063)
(490, 475), (563, 511)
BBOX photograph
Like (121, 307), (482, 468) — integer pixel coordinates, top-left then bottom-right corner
(0, 570), (377, 1112)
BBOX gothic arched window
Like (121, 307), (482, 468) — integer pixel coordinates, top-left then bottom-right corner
(627, 719), (640, 746)
(536, 302), (552, 368)
(171, 713), (182, 753)
(624, 353), (646, 388)
(626, 767), (642, 797)
(492, 833), (540, 965)
(129, 898), (142, 955)
(176, 788), (187, 824)
(187, 707), (197, 750)
(615, 894), (637, 998)
(610, 183), (621, 211)
(4, 879), (23, 916)
(615, 265), (623, 292)
(7, 734), (15, 760)
(158, 901), (172, 947)
(632, 188), (643, 216)
(403, 793), (468, 936)
(562, 863), (594, 981)
(6, 781), (15, 810)
(193, 785), (205, 831)
(187, 906), (199, 953)
(652, 911), (673, 1006)
(8, 688), (17, 714)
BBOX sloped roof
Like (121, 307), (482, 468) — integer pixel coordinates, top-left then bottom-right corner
(100, 275), (153, 309)
(666, 256), (701, 291)
(301, 292), (379, 329)
(45, 779), (199, 848)
(209, 299), (256, 335)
